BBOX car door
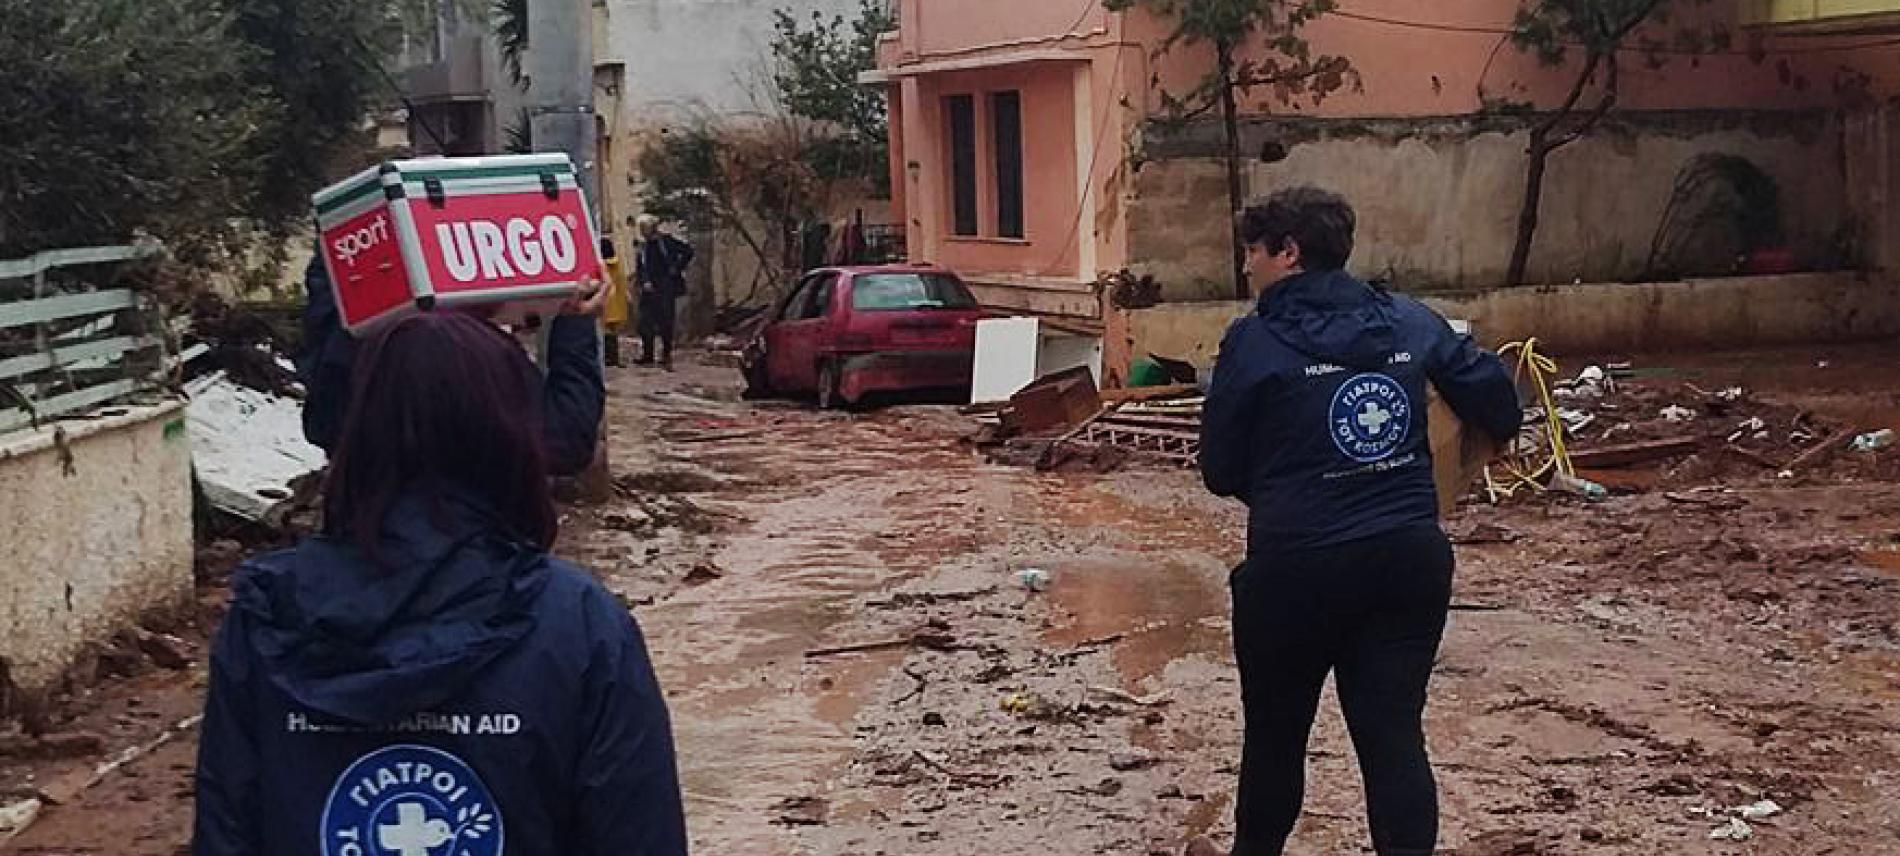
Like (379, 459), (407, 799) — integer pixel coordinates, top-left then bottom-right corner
(764, 275), (815, 392)
(777, 272), (839, 392)
(766, 273), (837, 391)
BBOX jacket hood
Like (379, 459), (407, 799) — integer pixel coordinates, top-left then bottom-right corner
(233, 490), (548, 725)
(1257, 269), (1399, 371)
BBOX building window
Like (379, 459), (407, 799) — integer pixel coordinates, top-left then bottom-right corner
(991, 91), (1024, 239)
(946, 95), (978, 237)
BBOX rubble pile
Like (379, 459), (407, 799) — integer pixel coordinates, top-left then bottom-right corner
(974, 359), (1900, 504)
(169, 294), (328, 539)
(176, 293), (302, 395)
(1546, 367), (1900, 490)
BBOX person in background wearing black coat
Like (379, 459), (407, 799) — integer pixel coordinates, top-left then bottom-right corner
(1195, 187), (1522, 856)
(632, 214), (695, 370)
(194, 311), (686, 855)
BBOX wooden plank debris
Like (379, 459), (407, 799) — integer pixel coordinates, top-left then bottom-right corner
(1567, 436), (1701, 469)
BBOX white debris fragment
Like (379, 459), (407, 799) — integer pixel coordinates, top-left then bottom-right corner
(186, 372), (327, 521)
(1558, 365), (1612, 399)
(1728, 418), (1768, 444)
(1661, 405), (1697, 423)
(1557, 408), (1596, 434)
(1737, 799), (1783, 821)
(0, 798), (42, 839)
(1709, 817), (1753, 841)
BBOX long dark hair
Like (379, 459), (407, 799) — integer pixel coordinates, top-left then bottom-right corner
(322, 312), (557, 555)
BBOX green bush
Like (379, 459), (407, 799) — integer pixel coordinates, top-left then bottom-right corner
(0, 0), (416, 261)
(0, 0), (265, 258)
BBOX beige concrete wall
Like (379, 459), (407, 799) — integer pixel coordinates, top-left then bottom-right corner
(0, 402), (194, 696)
(1121, 299), (1251, 370)
(1113, 273), (1900, 378)
(1127, 111), (1848, 298)
(1125, 160), (1242, 302)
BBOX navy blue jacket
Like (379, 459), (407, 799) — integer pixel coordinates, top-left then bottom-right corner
(194, 490), (686, 856)
(1200, 270), (1521, 555)
(298, 255), (605, 474)
(635, 235), (694, 299)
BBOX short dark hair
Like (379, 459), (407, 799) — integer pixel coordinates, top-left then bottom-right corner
(1237, 187), (1356, 271)
(323, 312), (558, 557)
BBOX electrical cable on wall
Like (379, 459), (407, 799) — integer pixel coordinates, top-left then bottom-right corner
(1040, 11), (1130, 279)
(1329, 8), (1900, 55)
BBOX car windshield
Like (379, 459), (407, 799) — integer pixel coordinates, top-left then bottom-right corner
(851, 273), (979, 311)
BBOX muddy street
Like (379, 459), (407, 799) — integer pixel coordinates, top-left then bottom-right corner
(9, 349), (1900, 855)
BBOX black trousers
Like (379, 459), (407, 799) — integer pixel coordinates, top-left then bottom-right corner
(1230, 524), (1454, 856)
(637, 290), (678, 361)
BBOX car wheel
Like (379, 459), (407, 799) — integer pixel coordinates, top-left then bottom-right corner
(817, 360), (842, 410)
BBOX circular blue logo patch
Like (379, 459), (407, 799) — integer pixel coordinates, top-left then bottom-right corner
(321, 744), (503, 856)
(1329, 372), (1413, 463)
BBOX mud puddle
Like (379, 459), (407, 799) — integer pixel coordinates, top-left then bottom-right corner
(1042, 556), (1229, 685)
(1861, 548), (1900, 576)
(14, 344), (1900, 856)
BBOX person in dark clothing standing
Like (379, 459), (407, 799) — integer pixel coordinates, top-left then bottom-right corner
(633, 214), (695, 369)
(195, 312), (687, 856)
(1196, 188), (1521, 856)
(296, 253), (606, 474)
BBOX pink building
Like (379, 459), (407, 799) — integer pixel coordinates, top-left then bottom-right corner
(871, 0), (1900, 323)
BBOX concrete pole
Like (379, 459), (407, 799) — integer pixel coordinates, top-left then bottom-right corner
(527, 0), (598, 217)
(527, 0), (613, 502)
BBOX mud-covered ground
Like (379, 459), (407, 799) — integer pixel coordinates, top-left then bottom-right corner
(6, 342), (1900, 855)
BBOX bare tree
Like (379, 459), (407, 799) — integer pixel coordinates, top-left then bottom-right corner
(1104, 0), (1358, 298)
(1502, 0), (1725, 285)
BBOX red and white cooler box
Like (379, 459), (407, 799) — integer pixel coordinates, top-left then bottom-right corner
(312, 153), (603, 334)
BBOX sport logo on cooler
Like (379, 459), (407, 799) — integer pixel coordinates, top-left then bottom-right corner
(333, 216), (393, 268)
(434, 216), (580, 283)
(1329, 372), (1412, 463)
(321, 744), (503, 856)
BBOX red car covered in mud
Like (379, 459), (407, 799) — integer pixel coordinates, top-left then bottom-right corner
(742, 265), (986, 408)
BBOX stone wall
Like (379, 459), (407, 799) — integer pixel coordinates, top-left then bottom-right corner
(0, 402), (194, 700)
(1106, 273), (1900, 380)
(1425, 272), (1900, 354)
(1126, 110), (1849, 300)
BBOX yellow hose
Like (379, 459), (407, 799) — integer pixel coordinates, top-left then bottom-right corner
(1485, 337), (1575, 502)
